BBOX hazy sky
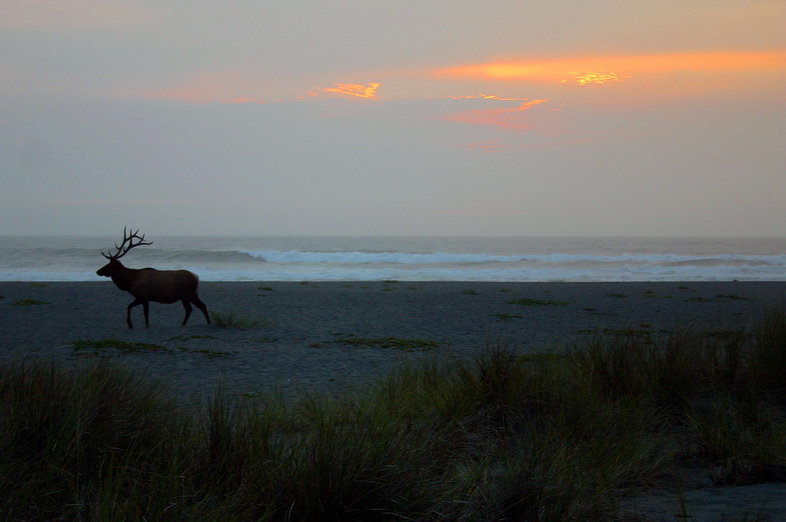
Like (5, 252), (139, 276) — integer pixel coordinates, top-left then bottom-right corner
(1, 1), (784, 236)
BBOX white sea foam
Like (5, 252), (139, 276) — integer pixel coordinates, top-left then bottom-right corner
(240, 249), (525, 265)
(0, 236), (784, 281)
(239, 249), (786, 267)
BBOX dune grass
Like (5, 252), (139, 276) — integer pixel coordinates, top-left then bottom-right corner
(11, 298), (48, 306)
(1, 306), (785, 519)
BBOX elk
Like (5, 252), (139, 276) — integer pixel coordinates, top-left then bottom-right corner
(97, 228), (211, 329)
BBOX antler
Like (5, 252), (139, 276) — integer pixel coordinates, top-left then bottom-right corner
(102, 227), (153, 260)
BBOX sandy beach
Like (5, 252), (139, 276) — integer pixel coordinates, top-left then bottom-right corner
(2, 280), (784, 402)
(3, 279), (786, 519)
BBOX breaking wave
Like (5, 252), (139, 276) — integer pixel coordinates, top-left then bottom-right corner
(0, 236), (784, 281)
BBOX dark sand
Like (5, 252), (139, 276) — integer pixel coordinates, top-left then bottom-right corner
(2, 280), (784, 403)
(3, 280), (786, 519)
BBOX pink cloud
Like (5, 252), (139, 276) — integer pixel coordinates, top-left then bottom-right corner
(223, 97), (266, 105)
(459, 140), (508, 153)
(445, 99), (548, 130)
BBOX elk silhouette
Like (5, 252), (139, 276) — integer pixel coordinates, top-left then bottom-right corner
(97, 228), (211, 329)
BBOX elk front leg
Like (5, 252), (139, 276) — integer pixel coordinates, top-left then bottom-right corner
(126, 299), (150, 329)
(127, 298), (141, 329)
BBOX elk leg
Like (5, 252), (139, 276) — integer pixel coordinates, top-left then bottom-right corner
(143, 301), (150, 328)
(127, 298), (143, 329)
(181, 299), (193, 325)
(192, 296), (211, 324)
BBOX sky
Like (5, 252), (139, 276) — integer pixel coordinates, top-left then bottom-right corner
(1, 1), (784, 237)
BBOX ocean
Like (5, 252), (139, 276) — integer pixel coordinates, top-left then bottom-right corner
(0, 236), (784, 282)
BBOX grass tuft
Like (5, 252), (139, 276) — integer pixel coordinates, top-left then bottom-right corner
(508, 297), (568, 306)
(12, 299), (48, 306)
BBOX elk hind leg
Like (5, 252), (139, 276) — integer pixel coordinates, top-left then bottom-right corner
(192, 296), (211, 324)
(181, 299), (193, 325)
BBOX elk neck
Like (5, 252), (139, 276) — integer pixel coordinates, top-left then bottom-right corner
(109, 260), (139, 292)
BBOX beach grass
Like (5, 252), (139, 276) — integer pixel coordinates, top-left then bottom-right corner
(11, 298), (48, 306)
(507, 296), (569, 306)
(2, 305), (786, 519)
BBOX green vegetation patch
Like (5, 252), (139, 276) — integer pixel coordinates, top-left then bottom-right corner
(179, 348), (237, 359)
(507, 297), (568, 306)
(686, 294), (750, 303)
(717, 293), (750, 301)
(168, 334), (218, 341)
(703, 329), (744, 341)
(71, 339), (237, 359)
(494, 313), (523, 322)
(71, 339), (174, 355)
(518, 352), (568, 363)
(12, 299), (49, 306)
(332, 336), (441, 352)
(601, 328), (653, 337)
(685, 296), (716, 303)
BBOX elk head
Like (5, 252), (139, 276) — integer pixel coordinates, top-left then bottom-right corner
(96, 227), (153, 278)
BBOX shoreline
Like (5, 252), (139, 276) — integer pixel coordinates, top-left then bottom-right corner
(2, 280), (785, 402)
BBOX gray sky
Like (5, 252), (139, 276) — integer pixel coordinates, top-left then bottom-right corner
(1, 1), (784, 236)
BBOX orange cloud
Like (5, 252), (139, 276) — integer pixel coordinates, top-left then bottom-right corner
(445, 98), (548, 130)
(572, 72), (621, 85)
(445, 94), (533, 101)
(223, 97), (266, 104)
(433, 51), (786, 86)
(321, 82), (381, 99)
(461, 140), (508, 153)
